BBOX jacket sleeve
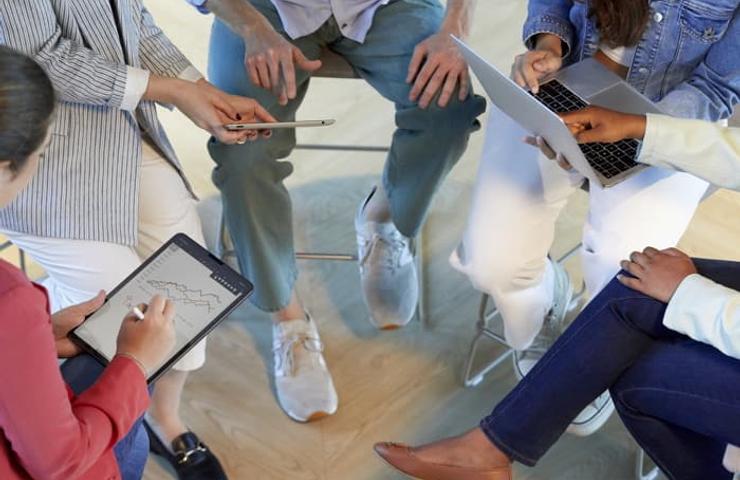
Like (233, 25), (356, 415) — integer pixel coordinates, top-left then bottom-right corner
(656, 9), (740, 121)
(0, 0), (150, 111)
(0, 285), (149, 480)
(137, 1), (202, 81)
(639, 114), (740, 190)
(522, 0), (575, 58)
(663, 274), (740, 360)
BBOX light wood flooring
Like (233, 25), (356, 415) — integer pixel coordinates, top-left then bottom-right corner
(4, 1), (739, 479)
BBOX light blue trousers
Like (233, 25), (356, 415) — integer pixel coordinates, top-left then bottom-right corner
(207, 0), (486, 311)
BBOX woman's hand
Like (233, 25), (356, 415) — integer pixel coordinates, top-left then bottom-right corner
(617, 247), (698, 303)
(51, 290), (106, 358)
(144, 76), (276, 145)
(511, 33), (563, 94)
(116, 295), (177, 376)
(560, 106), (647, 143)
(523, 135), (574, 171)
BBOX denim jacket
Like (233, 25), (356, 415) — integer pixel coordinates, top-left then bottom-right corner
(523, 0), (739, 121)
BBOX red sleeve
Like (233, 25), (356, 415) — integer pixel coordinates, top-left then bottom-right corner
(0, 284), (149, 480)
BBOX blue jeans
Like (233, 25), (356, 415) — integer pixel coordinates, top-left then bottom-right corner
(206, 0), (486, 311)
(481, 259), (740, 480)
(61, 355), (149, 480)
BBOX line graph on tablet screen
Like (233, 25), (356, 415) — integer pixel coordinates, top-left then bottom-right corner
(145, 280), (223, 313)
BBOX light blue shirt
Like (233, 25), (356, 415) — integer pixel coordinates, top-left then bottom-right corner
(187, 0), (391, 43)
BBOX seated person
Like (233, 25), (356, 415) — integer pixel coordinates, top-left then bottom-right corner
(374, 108), (740, 479)
(450, 0), (738, 436)
(0, 1), (273, 477)
(0, 46), (176, 480)
(191, 0), (486, 422)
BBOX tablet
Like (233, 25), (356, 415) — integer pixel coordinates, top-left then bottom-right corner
(70, 233), (253, 383)
(224, 119), (335, 131)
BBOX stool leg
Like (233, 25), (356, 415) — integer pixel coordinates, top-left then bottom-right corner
(462, 294), (515, 387)
(413, 230), (426, 327)
(635, 448), (660, 480)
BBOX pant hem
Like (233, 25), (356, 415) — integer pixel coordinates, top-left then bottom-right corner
(479, 420), (538, 467)
(249, 264), (299, 313)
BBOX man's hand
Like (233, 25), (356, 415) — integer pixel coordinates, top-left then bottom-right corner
(560, 106), (647, 144)
(52, 290), (106, 358)
(617, 247), (698, 303)
(511, 33), (563, 94)
(243, 23), (322, 106)
(407, 31), (470, 109)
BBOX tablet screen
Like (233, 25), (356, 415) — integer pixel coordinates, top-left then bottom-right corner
(73, 240), (244, 376)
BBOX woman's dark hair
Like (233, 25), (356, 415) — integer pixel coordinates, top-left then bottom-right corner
(0, 46), (55, 173)
(590, 0), (651, 47)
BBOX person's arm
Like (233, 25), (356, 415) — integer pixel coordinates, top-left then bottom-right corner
(656, 9), (739, 121)
(663, 273), (740, 360)
(0, 285), (149, 480)
(0, 0), (147, 111)
(406, 0), (477, 108)
(618, 248), (740, 360)
(138, 3), (203, 82)
(522, 0), (575, 58)
(194, 0), (321, 106)
(558, 107), (740, 190)
(639, 114), (740, 190)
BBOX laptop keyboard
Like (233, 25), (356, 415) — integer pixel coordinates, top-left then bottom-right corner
(532, 80), (640, 180)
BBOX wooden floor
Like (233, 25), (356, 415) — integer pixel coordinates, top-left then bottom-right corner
(4, 1), (739, 479)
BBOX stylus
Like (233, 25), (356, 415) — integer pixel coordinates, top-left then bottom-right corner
(131, 307), (145, 321)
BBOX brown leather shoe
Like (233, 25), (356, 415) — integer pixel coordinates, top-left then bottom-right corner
(374, 442), (512, 480)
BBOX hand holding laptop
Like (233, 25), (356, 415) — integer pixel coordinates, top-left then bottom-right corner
(525, 106), (649, 171)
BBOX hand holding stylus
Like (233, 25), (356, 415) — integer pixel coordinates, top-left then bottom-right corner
(116, 295), (176, 376)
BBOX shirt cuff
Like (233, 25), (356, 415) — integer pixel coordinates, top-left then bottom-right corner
(636, 113), (664, 166)
(187, 0), (210, 14)
(178, 65), (204, 83)
(120, 66), (151, 112)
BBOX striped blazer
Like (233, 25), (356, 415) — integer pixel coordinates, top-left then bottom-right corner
(0, 0), (196, 245)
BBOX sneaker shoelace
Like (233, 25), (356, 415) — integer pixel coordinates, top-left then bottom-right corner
(273, 333), (324, 377)
(359, 232), (408, 273)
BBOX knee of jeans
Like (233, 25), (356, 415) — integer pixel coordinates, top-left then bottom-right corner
(397, 93), (486, 139)
(465, 252), (540, 297)
(209, 138), (295, 189)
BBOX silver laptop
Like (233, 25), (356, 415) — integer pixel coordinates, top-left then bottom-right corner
(454, 36), (664, 187)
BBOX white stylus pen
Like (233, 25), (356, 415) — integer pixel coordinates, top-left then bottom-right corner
(131, 306), (145, 321)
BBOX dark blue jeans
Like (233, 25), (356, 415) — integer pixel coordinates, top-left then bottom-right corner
(61, 355), (149, 480)
(481, 259), (740, 480)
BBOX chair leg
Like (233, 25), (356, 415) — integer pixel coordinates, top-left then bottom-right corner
(635, 448), (660, 480)
(413, 230), (426, 327)
(462, 294), (515, 387)
(461, 244), (585, 387)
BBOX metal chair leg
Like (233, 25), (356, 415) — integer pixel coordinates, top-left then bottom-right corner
(413, 230), (426, 327)
(635, 448), (659, 480)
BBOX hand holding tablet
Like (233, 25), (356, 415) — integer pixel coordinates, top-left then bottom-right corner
(70, 234), (253, 383)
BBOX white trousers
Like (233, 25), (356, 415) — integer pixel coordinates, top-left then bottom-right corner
(451, 107), (709, 350)
(5, 140), (207, 371)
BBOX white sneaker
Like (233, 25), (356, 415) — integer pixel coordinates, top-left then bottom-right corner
(513, 259), (573, 379)
(355, 188), (418, 329)
(566, 391), (615, 436)
(272, 314), (338, 422)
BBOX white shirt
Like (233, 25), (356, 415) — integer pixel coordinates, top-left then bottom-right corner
(639, 114), (740, 474)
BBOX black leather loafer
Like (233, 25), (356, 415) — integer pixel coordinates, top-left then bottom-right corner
(144, 421), (228, 480)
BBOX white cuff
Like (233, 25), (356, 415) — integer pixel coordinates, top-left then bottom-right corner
(120, 67), (151, 112)
(636, 114), (663, 166)
(178, 66), (204, 83)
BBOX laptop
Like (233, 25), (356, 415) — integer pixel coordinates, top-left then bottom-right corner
(453, 36), (664, 187)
